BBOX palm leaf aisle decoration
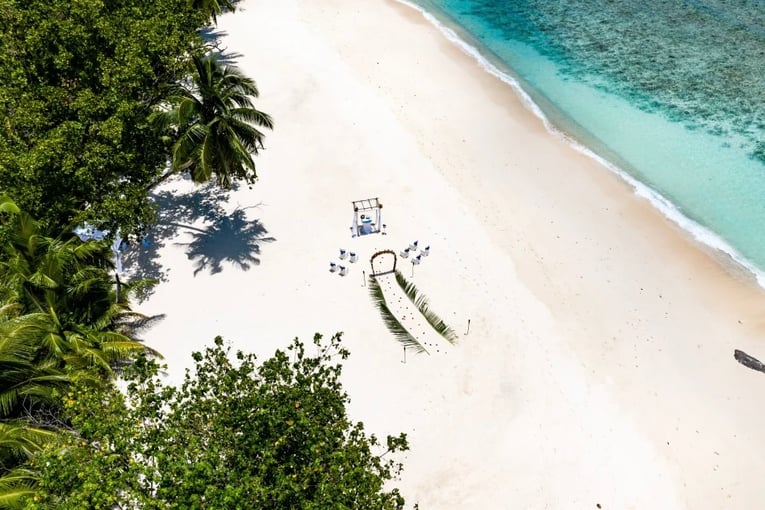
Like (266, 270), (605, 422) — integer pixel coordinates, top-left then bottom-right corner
(368, 276), (429, 354)
(394, 271), (458, 345)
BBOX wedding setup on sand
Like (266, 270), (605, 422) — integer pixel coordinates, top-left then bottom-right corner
(6, 0), (760, 506)
(128, 1), (765, 508)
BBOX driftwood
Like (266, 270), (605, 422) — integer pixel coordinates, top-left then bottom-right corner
(734, 350), (765, 374)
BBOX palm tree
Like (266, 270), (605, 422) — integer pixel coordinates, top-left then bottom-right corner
(0, 231), (114, 326)
(0, 424), (59, 473)
(0, 465), (37, 509)
(0, 200), (160, 505)
(192, 0), (237, 24)
(0, 227), (158, 504)
(153, 54), (273, 188)
(0, 308), (68, 494)
(0, 316), (69, 421)
(1, 203), (118, 322)
(1, 311), (156, 378)
(0, 199), (159, 373)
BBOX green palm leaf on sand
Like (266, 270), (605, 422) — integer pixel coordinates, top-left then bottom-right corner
(394, 271), (458, 345)
(368, 276), (428, 354)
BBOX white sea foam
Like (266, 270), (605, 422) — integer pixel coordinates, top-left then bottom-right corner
(574, 145), (765, 287)
(394, 0), (765, 288)
(395, 0), (549, 127)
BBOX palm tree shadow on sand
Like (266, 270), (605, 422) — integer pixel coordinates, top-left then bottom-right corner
(176, 208), (275, 276)
(122, 181), (274, 297)
(123, 182), (231, 283)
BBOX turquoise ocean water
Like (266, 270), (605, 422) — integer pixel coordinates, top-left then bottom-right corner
(404, 0), (765, 284)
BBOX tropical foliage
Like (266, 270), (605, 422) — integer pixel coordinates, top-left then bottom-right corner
(0, 1), (405, 506)
(193, 0), (237, 23)
(24, 334), (410, 509)
(0, 326), (70, 421)
(0, 340), (64, 483)
(0, 202), (157, 374)
(152, 54), (273, 188)
(0, 200), (158, 505)
(0, 0), (270, 237)
(0, 0), (208, 235)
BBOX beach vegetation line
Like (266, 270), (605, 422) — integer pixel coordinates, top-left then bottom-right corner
(0, 0), (410, 505)
(24, 334), (411, 508)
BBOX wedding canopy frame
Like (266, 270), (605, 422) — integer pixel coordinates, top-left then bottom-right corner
(351, 197), (382, 236)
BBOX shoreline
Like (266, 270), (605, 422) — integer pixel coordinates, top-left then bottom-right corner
(396, 0), (765, 289)
(140, 1), (765, 507)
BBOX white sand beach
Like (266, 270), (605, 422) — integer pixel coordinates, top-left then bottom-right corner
(136, 0), (765, 508)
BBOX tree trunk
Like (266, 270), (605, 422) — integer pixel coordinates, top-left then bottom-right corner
(734, 349), (765, 374)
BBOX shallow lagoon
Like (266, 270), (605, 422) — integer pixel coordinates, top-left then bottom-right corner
(411, 0), (765, 280)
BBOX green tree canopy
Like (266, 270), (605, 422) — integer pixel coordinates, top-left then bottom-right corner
(24, 334), (411, 509)
(0, 0), (208, 235)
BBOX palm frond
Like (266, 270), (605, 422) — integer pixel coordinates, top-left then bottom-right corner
(225, 117), (267, 154)
(112, 312), (165, 335)
(172, 124), (205, 171)
(148, 107), (179, 135)
(69, 240), (114, 267)
(0, 304), (22, 320)
(0, 372), (69, 418)
(177, 96), (202, 125)
(0, 485), (36, 510)
(0, 423), (59, 470)
(195, 128), (216, 184)
(219, 66), (258, 95)
(26, 272), (57, 290)
(217, 127), (255, 177)
(394, 271), (458, 344)
(0, 197), (20, 215)
(229, 107), (273, 130)
(368, 276), (428, 354)
(0, 465), (41, 509)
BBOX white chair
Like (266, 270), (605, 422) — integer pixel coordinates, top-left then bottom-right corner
(421, 246), (430, 256)
(339, 249), (347, 260)
(400, 248), (410, 258)
(349, 252), (358, 263)
(339, 266), (348, 276)
(329, 262), (338, 272)
(412, 255), (422, 265)
(409, 240), (419, 251)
